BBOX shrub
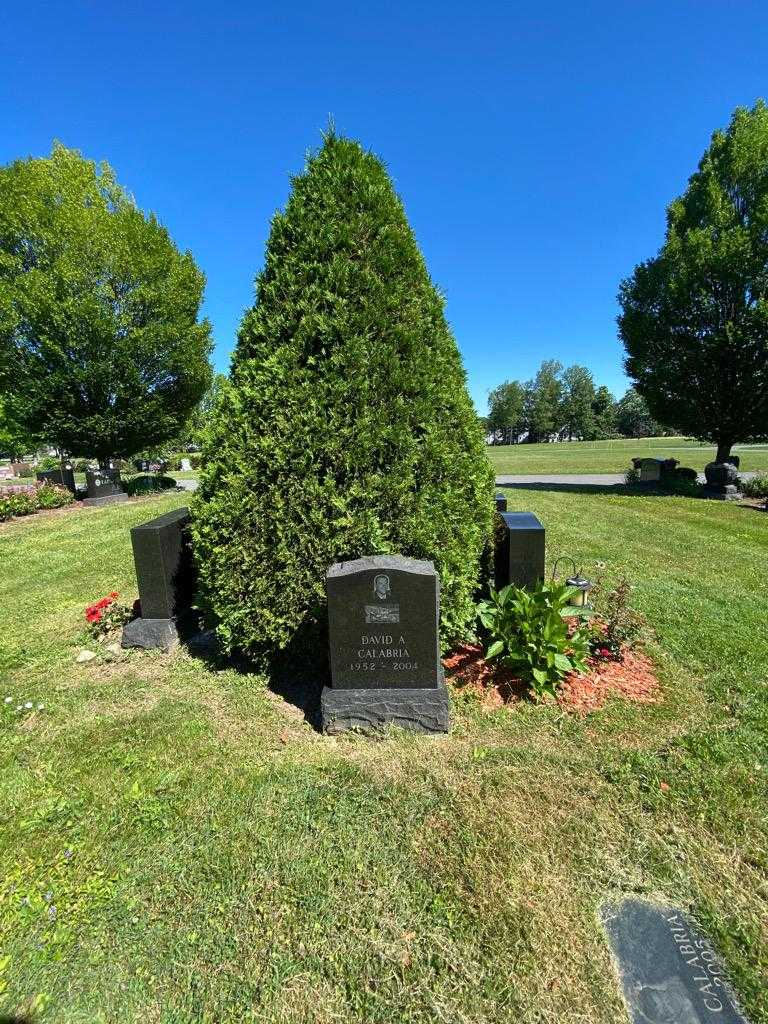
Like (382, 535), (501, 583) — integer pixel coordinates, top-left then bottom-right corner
(36, 455), (61, 471)
(35, 483), (74, 510)
(123, 474), (177, 496)
(192, 131), (494, 662)
(477, 581), (590, 699)
(588, 578), (646, 660)
(0, 491), (37, 520)
(742, 473), (768, 498)
(624, 467), (640, 486)
(0, 483), (73, 520)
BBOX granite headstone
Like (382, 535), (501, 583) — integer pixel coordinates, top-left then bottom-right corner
(121, 506), (194, 651)
(36, 467), (76, 494)
(321, 555), (449, 734)
(601, 898), (751, 1024)
(494, 511), (545, 591)
(84, 468), (128, 506)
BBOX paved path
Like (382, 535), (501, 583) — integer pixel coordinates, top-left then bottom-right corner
(496, 472), (757, 487)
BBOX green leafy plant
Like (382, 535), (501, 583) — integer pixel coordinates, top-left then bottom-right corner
(85, 593), (132, 638)
(742, 473), (768, 498)
(477, 581), (590, 699)
(588, 577), (646, 660)
(122, 473), (177, 496)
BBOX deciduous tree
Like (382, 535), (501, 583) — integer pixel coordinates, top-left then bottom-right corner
(619, 102), (768, 462)
(0, 144), (213, 466)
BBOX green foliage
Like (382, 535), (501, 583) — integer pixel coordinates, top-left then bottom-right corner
(0, 144), (213, 463)
(193, 132), (494, 660)
(524, 360), (563, 442)
(619, 101), (768, 462)
(477, 581), (590, 698)
(487, 379), (525, 443)
(486, 362), (618, 443)
(0, 397), (36, 460)
(588, 578), (646, 660)
(615, 387), (666, 438)
(0, 482), (72, 520)
(122, 474), (177, 496)
(742, 473), (768, 498)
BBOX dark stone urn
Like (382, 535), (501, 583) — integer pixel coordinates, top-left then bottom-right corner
(703, 461), (741, 501)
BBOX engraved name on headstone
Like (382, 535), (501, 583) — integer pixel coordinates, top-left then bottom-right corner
(600, 898), (751, 1024)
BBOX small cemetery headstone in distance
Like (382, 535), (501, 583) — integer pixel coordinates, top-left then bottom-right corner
(84, 468), (128, 507)
(180, 457), (192, 472)
(121, 507), (195, 651)
(36, 467), (76, 494)
(321, 554), (449, 734)
(703, 461), (742, 500)
(600, 898), (751, 1024)
(494, 512), (545, 591)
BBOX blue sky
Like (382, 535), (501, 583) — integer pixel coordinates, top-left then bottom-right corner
(2, 1), (767, 413)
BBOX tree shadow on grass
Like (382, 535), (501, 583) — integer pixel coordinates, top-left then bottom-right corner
(180, 608), (326, 730)
(497, 482), (664, 497)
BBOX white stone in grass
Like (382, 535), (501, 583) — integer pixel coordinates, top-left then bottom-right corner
(24, 701), (33, 709)
(76, 649), (98, 664)
(37, 703), (44, 711)
(3, 696), (11, 704)
(105, 643), (123, 657)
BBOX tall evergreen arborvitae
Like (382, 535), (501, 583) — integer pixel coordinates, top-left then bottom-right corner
(192, 131), (494, 661)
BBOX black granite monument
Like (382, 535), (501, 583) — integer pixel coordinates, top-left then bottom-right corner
(601, 898), (750, 1024)
(703, 461), (742, 501)
(84, 468), (128, 507)
(37, 467), (76, 494)
(321, 554), (449, 734)
(121, 507), (195, 651)
(494, 511), (545, 590)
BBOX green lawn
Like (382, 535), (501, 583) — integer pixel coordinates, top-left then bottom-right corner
(0, 491), (766, 1023)
(489, 436), (768, 475)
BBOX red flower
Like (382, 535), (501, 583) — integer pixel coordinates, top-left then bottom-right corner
(95, 597), (113, 610)
(599, 647), (611, 657)
(109, 591), (119, 599)
(86, 608), (102, 624)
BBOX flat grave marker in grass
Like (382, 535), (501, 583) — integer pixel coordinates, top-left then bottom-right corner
(321, 554), (449, 734)
(600, 898), (751, 1024)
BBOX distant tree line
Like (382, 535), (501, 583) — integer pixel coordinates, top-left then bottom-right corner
(484, 360), (669, 444)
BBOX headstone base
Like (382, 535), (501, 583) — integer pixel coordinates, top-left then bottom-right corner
(83, 493), (129, 507)
(702, 484), (741, 501)
(321, 681), (449, 735)
(121, 617), (178, 652)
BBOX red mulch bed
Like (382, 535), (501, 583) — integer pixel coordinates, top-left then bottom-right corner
(444, 644), (661, 714)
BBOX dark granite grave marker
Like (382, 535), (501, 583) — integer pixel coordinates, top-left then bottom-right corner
(36, 467), (76, 494)
(494, 511), (545, 590)
(84, 468), (128, 507)
(121, 507), (195, 651)
(494, 492), (508, 513)
(600, 899), (751, 1024)
(321, 555), (449, 734)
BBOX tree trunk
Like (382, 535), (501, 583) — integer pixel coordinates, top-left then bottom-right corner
(715, 440), (733, 463)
